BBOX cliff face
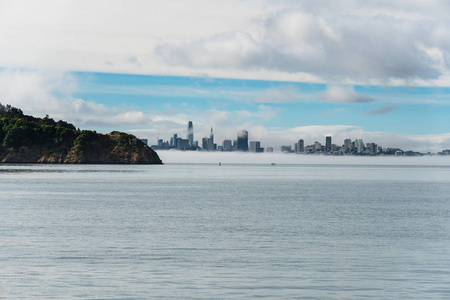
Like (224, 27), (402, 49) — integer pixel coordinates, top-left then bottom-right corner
(0, 112), (162, 164)
(62, 131), (162, 164)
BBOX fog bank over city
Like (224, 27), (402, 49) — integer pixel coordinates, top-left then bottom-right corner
(157, 151), (450, 166)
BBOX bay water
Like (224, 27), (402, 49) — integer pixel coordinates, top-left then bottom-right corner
(1, 159), (450, 299)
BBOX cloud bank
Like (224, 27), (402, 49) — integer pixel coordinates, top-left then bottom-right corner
(316, 86), (376, 103)
(155, 1), (450, 85)
(1, 0), (449, 85)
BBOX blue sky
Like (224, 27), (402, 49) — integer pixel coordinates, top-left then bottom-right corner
(1, 0), (450, 152)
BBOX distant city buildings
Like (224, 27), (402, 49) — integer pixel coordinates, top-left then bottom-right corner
(281, 145), (292, 153)
(150, 121), (427, 156)
(222, 139), (232, 151)
(201, 137), (208, 150)
(187, 121), (193, 146)
(208, 128), (214, 151)
(237, 130), (248, 151)
(296, 139), (304, 153)
(326, 136), (331, 153)
(438, 149), (450, 155)
(151, 122), (263, 153)
(275, 136), (426, 156)
(249, 141), (264, 153)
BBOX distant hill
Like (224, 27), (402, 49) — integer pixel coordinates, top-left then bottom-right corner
(0, 103), (162, 164)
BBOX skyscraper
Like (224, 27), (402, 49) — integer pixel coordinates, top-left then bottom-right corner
(237, 130), (248, 151)
(355, 139), (365, 154)
(202, 137), (209, 150)
(297, 139), (304, 153)
(208, 127), (214, 151)
(170, 133), (178, 146)
(187, 121), (193, 146)
(344, 139), (352, 153)
(326, 136), (332, 153)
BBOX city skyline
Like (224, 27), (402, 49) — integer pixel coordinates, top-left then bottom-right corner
(1, 1), (450, 153)
(151, 121), (437, 155)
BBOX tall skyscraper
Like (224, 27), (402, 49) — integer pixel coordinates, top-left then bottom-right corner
(237, 130), (248, 151)
(297, 139), (304, 153)
(202, 137), (209, 150)
(187, 121), (193, 146)
(208, 128), (214, 151)
(326, 136), (332, 153)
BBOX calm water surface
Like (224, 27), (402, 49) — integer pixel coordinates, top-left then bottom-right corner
(1, 162), (450, 299)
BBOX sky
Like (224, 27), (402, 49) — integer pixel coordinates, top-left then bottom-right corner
(1, 0), (450, 152)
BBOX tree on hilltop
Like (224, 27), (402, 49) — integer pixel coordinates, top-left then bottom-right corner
(0, 103), (23, 117)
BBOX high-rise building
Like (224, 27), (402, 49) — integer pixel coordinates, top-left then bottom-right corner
(369, 143), (377, 155)
(202, 137), (209, 150)
(237, 130), (248, 151)
(187, 121), (194, 146)
(281, 145), (292, 152)
(326, 136), (332, 153)
(355, 139), (365, 154)
(297, 139), (304, 153)
(176, 138), (189, 150)
(170, 133), (178, 147)
(344, 139), (352, 153)
(249, 141), (264, 153)
(208, 128), (214, 151)
(222, 139), (232, 151)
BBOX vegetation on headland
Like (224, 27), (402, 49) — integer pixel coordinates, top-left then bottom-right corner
(0, 103), (162, 164)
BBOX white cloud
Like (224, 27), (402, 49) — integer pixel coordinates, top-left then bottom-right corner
(1, 0), (449, 85)
(156, 31), (265, 69)
(155, 1), (450, 84)
(316, 86), (376, 103)
(0, 69), (191, 130)
(0, 69), (78, 117)
(365, 105), (397, 115)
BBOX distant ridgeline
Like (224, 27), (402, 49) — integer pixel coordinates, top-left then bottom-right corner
(0, 103), (162, 164)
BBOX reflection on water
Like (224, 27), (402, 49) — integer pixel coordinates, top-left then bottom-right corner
(0, 164), (159, 174)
